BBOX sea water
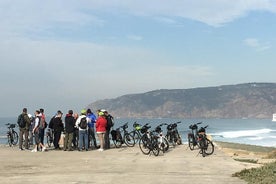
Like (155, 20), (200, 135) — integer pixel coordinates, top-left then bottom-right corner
(1, 117), (276, 147)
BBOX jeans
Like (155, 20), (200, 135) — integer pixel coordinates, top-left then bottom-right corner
(79, 129), (88, 150)
(88, 127), (97, 148)
(104, 129), (111, 149)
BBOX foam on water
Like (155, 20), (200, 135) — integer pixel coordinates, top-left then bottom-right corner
(211, 128), (273, 139)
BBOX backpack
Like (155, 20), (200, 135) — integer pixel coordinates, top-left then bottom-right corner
(17, 114), (26, 128)
(106, 115), (114, 129)
(79, 117), (87, 129)
(39, 117), (48, 129)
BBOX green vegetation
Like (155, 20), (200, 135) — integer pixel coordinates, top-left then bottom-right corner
(233, 162), (276, 184)
(234, 158), (258, 164)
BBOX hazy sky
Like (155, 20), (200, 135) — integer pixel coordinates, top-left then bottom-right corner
(1, 0), (276, 117)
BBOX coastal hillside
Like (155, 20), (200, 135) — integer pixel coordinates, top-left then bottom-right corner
(87, 83), (276, 119)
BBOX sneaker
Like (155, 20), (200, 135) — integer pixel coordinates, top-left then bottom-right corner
(19, 148), (24, 151)
(31, 149), (37, 152)
(98, 148), (104, 152)
(42, 147), (46, 152)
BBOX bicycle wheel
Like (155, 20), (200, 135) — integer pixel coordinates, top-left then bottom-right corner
(7, 134), (12, 147)
(46, 134), (53, 147)
(159, 137), (169, 153)
(12, 131), (18, 145)
(204, 138), (214, 155)
(152, 139), (160, 156)
(188, 134), (196, 150)
(124, 133), (135, 147)
(139, 135), (150, 155)
(176, 133), (182, 145)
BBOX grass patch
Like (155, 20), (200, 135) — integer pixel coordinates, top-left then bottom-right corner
(233, 162), (276, 184)
(215, 141), (275, 153)
(234, 158), (258, 164)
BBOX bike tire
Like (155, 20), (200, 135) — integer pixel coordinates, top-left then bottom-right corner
(159, 137), (169, 153)
(176, 134), (182, 145)
(124, 133), (135, 147)
(7, 134), (12, 147)
(188, 134), (196, 150)
(152, 138), (160, 156)
(12, 131), (18, 145)
(46, 135), (53, 147)
(204, 138), (214, 155)
(139, 135), (150, 155)
(113, 139), (123, 148)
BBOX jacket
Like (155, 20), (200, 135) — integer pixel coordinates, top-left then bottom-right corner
(96, 116), (107, 133)
(65, 114), (75, 133)
(52, 116), (64, 132)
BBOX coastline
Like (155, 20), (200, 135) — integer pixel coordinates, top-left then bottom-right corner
(0, 142), (272, 184)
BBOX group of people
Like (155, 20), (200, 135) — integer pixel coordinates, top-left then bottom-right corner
(17, 107), (114, 152)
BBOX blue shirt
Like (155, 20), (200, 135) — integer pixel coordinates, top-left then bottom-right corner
(87, 113), (96, 128)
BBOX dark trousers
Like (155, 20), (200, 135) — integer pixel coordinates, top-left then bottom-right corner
(53, 130), (61, 149)
(104, 129), (111, 149)
(39, 128), (45, 144)
(19, 128), (29, 149)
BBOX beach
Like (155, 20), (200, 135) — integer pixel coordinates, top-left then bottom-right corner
(0, 142), (270, 184)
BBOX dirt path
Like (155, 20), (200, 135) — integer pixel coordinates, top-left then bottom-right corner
(0, 144), (257, 184)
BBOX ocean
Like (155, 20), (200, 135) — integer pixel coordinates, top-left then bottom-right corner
(1, 117), (276, 147)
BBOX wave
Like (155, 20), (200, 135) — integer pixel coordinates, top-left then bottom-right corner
(211, 128), (273, 139)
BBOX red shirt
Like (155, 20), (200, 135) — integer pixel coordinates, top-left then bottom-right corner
(96, 116), (107, 132)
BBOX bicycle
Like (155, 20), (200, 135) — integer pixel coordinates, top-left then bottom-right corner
(110, 123), (135, 148)
(187, 122), (202, 150)
(129, 122), (143, 144)
(154, 123), (169, 153)
(46, 128), (54, 147)
(187, 122), (214, 157)
(165, 121), (182, 146)
(6, 123), (19, 146)
(197, 125), (214, 157)
(138, 123), (160, 156)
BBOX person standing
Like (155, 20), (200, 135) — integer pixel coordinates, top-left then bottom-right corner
(52, 110), (64, 150)
(72, 113), (79, 149)
(63, 110), (75, 151)
(86, 108), (97, 149)
(75, 109), (88, 151)
(96, 111), (107, 151)
(31, 110), (46, 152)
(39, 108), (47, 145)
(103, 110), (114, 149)
(18, 108), (31, 150)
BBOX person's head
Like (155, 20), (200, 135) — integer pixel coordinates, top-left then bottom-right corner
(35, 110), (40, 116)
(68, 110), (73, 115)
(86, 108), (92, 114)
(73, 113), (79, 119)
(57, 110), (63, 117)
(23, 108), (27, 113)
(81, 109), (86, 115)
(98, 111), (105, 116)
(40, 108), (44, 113)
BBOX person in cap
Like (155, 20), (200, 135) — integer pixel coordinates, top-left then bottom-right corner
(96, 111), (107, 151)
(103, 110), (114, 149)
(63, 110), (75, 151)
(75, 109), (89, 151)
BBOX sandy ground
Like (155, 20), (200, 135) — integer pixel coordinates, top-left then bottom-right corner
(0, 143), (263, 184)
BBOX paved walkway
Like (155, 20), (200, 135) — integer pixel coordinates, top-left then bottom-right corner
(0, 144), (256, 184)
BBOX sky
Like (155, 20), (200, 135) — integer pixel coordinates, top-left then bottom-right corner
(1, 0), (276, 117)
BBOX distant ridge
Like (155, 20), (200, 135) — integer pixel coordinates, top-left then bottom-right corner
(87, 83), (276, 119)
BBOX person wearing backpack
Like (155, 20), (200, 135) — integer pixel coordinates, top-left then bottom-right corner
(31, 110), (47, 152)
(39, 108), (47, 145)
(103, 110), (114, 149)
(75, 109), (88, 151)
(18, 108), (31, 150)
